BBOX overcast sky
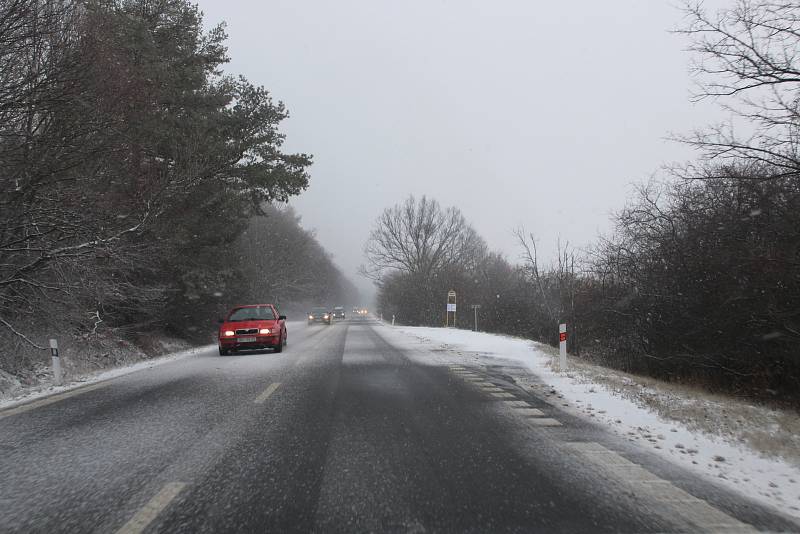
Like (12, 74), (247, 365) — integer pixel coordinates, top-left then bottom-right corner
(196, 0), (723, 300)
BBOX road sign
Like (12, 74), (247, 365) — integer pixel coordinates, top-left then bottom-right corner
(446, 290), (457, 327)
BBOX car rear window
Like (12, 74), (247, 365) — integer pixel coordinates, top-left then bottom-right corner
(228, 306), (275, 321)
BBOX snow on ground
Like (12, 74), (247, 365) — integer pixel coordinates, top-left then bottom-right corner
(1, 320), (308, 411)
(0, 344), (214, 412)
(383, 324), (800, 519)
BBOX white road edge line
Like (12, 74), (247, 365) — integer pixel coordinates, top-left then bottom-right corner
(0, 383), (109, 420)
(116, 482), (185, 534)
(566, 442), (754, 532)
(254, 382), (281, 404)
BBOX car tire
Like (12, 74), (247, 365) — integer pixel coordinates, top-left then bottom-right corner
(274, 336), (283, 353)
(219, 347), (228, 356)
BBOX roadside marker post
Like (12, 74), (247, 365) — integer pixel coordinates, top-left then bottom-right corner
(392, 314), (395, 326)
(558, 324), (567, 371)
(49, 338), (62, 386)
(471, 304), (481, 332)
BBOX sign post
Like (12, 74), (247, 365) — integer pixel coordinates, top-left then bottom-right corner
(50, 338), (62, 386)
(446, 290), (457, 327)
(558, 323), (567, 371)
(471, 304), (481, 332)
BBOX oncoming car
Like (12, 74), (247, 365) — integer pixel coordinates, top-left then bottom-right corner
(308, 306), (331, 325)
(218, 304), (287, 355)
(332, 306), (345, 319)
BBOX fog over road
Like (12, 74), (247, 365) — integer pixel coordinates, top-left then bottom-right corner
(0, 317), (796, 533)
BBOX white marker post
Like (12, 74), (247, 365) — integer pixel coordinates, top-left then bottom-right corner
(558, 323), (567, 371)
(471, 304), (481, 332)
(49, 338), (62, 386)
(392, 314), (395, 326)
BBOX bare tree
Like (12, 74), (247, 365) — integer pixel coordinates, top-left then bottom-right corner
(676, 0), (800, 179)
(362, 195), (486, 281)
(514, 227), (555, 324)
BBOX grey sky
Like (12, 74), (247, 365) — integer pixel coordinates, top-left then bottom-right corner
(196, 0), (723, 300)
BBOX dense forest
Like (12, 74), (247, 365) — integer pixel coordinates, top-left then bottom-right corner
(0, 0), (356, 379)
(367, 1), (800, 405)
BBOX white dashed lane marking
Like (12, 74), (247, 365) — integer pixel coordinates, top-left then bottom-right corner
(515, 408), (547, 417)
(448, 367), (564, 425)
(254, 382), (281, 404)
(567, 442), (755, 533)
(116, 482), (186, 534)
(527, 418), (563, 427)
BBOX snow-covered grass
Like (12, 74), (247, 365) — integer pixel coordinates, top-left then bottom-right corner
(0, 344), (214, 412)
(382, 324), (800, 519)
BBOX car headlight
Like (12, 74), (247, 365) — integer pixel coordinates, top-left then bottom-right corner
(324, 314), (329, 319)
(259, 328), (270, 334)
(223, 330), (235, 337)
(309, 315), (314, 320)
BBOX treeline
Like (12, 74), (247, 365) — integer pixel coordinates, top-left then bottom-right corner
(232, 204), (359, 317)
(370, 180), (800, 403)
(0, 0), (354, 374)
(368, 1), (800, 404)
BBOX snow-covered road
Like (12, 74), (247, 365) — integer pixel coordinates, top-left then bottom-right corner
(384, 324), (800, 522)
(0, 317), (797, 533)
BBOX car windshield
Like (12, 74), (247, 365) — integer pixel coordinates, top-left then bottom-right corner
(311, 308), (327, 314)
(227, 306), (275, 321)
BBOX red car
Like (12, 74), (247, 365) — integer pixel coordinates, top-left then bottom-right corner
(218, 304), (287, 355)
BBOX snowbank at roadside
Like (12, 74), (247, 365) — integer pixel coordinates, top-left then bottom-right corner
(383, 324), (800, 519)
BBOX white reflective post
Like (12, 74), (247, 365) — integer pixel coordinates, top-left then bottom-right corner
(392, 314), (395, 326)
(558, 323), (567, 371)
(50, 338), (62, 386)
(471, 304), (481, 332)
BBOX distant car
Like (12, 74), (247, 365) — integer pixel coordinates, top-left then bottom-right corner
(218, 304), (287, 355)
(332, 306), (345, 319)
(308, 306), (332, 325)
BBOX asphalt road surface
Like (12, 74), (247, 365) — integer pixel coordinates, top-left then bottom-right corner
(1, 317), (797, 533)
